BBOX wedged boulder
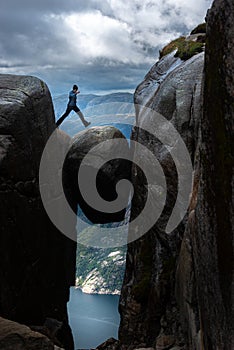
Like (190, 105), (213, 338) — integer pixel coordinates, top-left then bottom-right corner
(63, 126), (131, 226)
(0, 74), (76, 350)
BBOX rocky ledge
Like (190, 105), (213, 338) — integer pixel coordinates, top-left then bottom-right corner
(0, 317), (65, 350)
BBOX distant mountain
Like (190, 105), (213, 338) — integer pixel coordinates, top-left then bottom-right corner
(76, 242), (126, 295)
(52, 92), (135, 138)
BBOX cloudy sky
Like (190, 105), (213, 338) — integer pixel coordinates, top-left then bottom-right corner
(0, 0), (213, 96)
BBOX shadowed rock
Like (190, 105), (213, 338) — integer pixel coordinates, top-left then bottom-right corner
(0, 317), (57, 350)
(63, 126), (131, 225)
(118, 1), (234, 349)
(193, 0), (233, 348)
(0, 74), (75, 350)
(119, 51), (204, 348)
(177, 0), (234, 348)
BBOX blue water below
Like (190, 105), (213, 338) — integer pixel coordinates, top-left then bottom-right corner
(68, 287), (120, 349)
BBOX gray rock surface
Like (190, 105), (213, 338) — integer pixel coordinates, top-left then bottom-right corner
(118, 1), (234, 349)
(119, 51), (204, 348)
(64, 126), (131, 227)
(0, 316), (54, 350)
(176, 0), (234, 348)
(0, 74), (76, 350)
(136, 52), (204, 157)
(134, 50), (181, 112)
(193, 0), (234, 348)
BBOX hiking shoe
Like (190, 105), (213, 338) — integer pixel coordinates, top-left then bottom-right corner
(84, 121), (91, 127)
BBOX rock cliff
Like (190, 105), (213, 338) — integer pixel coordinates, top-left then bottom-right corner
(188, 0), (233, 348)
(0, 74), (76, 350)
(119, 48), (204, 350)
(176, 1), (234, 347)
(117, 0), (233, 349)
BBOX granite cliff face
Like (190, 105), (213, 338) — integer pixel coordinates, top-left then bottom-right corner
(176, 1), (234, 347)
(0, 74), (76, 350)
(117, 0), (233, 349)
(191, 0), (234, 347)
(119, 47), (204, 350)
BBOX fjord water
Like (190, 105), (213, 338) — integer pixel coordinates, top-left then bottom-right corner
(68, 288), (120, 349)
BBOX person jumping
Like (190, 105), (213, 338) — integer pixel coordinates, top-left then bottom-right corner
(56, 84), (91, 127)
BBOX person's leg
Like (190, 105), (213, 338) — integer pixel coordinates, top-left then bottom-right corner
(74, 106), (90, 127)
(77, 111), (91, 127)
(56, 106), (72, 126)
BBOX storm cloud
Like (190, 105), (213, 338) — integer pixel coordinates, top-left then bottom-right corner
(0, 0), (212, 95)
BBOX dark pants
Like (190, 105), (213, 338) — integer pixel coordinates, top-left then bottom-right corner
(56, 105), (86, 127)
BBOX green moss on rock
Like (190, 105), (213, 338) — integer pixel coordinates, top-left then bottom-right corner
(159, 37), (185, 58)
(159, 36), (204, 61)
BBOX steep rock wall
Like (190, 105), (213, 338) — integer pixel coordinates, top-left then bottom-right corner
(0, 74), (76, 350)
(118, 0), (233, 349)
(119, 51), (204, 349)
(176, 0), (234, 348)
(193, 0), (233, 348)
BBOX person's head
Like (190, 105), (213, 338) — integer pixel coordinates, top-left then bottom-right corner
(73, 84), (78, 91)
